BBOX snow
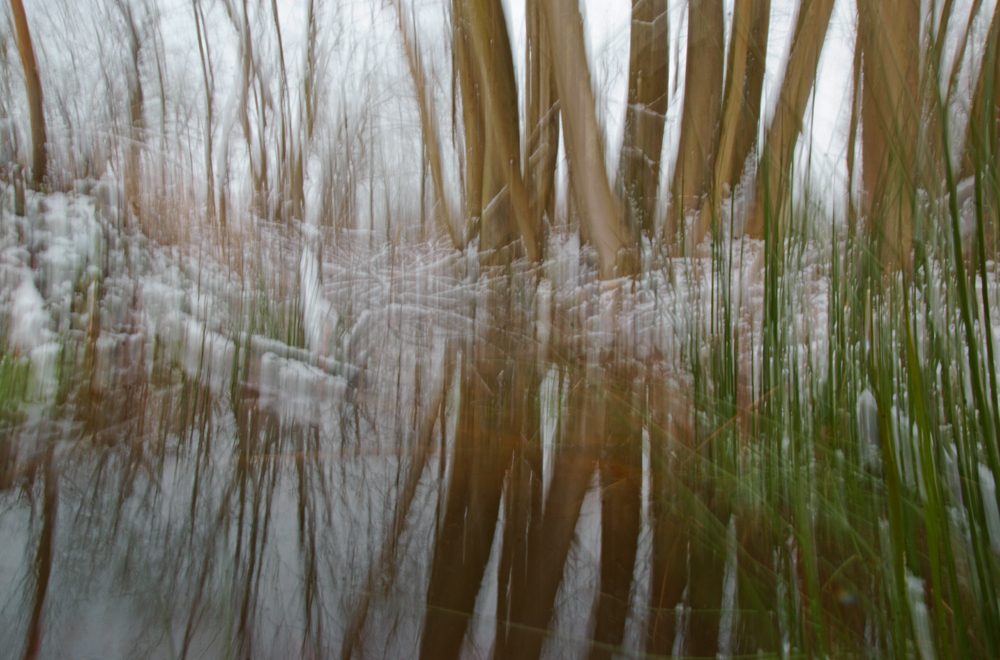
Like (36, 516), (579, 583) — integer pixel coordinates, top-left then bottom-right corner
(299, 224), (339, 358)
(10, 277), (52, 352)
(980, 464), (1000, 554)
(907, 571), (938, 660)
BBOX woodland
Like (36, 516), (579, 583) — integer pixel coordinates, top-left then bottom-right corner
(1, 0), (1000, 658)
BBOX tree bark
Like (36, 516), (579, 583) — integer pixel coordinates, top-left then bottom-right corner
(666, 0), (725, 250)
(589, 370), (642, 660)
(858, 0), (920, 271)
(498, 373), (602, 660)
(462, 0), (542, 262)
(10, 0), (47, 188)
(616, 0), (669, 239)
(452, 0), (485, 231)
(542, 0), (636, 278)
(646, 374), (692, 656)
(745, 0), (835, 239)
(525, 0), (560, 235)
(477, 0), (521, 256)
(693, 0), (755, 244)
(728, 0), (770, 192)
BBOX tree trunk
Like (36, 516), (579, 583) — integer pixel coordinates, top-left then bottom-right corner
(462, 0), (542, 262)
(117, 0), (145, 216)
(192, 0), (217, 224)
(477, 0), (521, 257)
(646, 374), (692, 656)
(858, 0), (920, 271)
(616, 0), (669, 239)
(846, 35), (862, 238)
(10, 0), (47, 188)
(452, 0), (485, 230)
(728, 0), (770, 192)
(418, 352), (508, 660)
(666, 0), (725, 251)
(396, 0), (463, 249)
(745, 0), (835, 239)
(694, 0), (752, 244)
(693, 0), (770, 245)
(498, 372), (602, 660)
(420, 276), (535, 660)
(589, 368), (642, 660)
(525, 0), (560, 234)
(542, 0), (636, 278)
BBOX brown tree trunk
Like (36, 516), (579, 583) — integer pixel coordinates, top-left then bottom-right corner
(745, 0), (835, 238)
(666, 0), (725, 251)
(418, 350), (508, 660)
(616, 0), (669, 239)
(10, 0), (47, 188)
(452, 0), (485, 230)
(646, 373), (692, 655)
(117, 0), (145, 216)
(728, 0), (770, 191)
(589, 368), (642, 660)
(542, 0), (636, 278)
(396, 0), (463, 249)
(494, 359), (544, 658)
(420, 278), (536, 660)
(846, 36), (862, 238)
(858, 0), (920, 271)
(477, 0), (521, 257)
(694, 0), (751, 244)
(498, 372), (602, 660)
(693, 0), (770, 245)
(22, 450), (57, 660)
(525, 0), (560, 234)
(462, 0), (542, 262)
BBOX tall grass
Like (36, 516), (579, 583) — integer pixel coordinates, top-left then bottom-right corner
(680, 105), (1000, 658)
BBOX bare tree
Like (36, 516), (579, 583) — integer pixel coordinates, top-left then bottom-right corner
(666, 0), (724, 250)
(396, 1), (463, 248)
(694, 0), (769, 243)
(113, 0), (146, 215)
(616, 0), (669, 239)
(745, 0), (835, 238)
(461, 0), (542, 261)
(451, 0), (484, 234)
(543, 0), (635, 277)
(223, 0), (272, 220)
(525, 0), (560, 236)
(858, 0), (920, 271)
(192, 0), (217, 223)
(9, 0), (46, 187)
